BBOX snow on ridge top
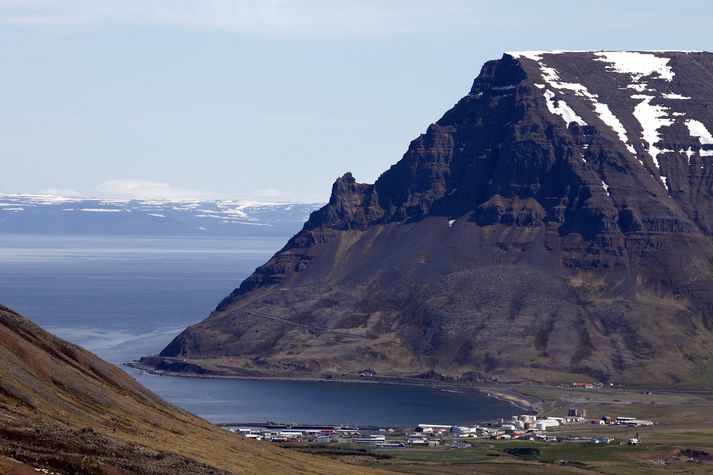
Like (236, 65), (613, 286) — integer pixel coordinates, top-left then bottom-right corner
(508, 50), (699, 58)
(525, 53), (637, 154)
(593, 51), (674, 81)
(506, 50), (589, 61)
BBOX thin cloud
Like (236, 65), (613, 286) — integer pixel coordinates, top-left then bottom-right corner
(0, 0), (394, 33)
(36, 187), (83, 197)
(249, 187), (327, 203)
(91, 179), (220, 201)
(30, 181), (325, 203)
(0, 0), (552, 36)
(0, 0), (705, 36)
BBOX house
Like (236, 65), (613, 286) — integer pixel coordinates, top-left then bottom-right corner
(352, 435), (386, 445)
(572, 382), (594, 389)
(279, 431), (303, 440)
(378, 441), (406, 448)
(616, 417), (637, 424)
(453, 425), (479, 435)
(408, 434), (428, 445)
(615, 416), (655, 426)
(624, 419), (654, 427)
(476, 427), (496, 438)
(415, 424), (452, 434)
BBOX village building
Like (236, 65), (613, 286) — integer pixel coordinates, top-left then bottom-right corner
(415, 424), (452, 434)
(352, 435), (386, 445)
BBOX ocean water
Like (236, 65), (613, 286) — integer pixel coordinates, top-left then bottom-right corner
(0, 234), (514, 426)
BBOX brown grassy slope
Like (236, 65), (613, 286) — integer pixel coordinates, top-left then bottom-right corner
(0, 305), (385, 474)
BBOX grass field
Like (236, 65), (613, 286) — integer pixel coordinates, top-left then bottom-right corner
(349, 439), (713, 474)
(327, 385), (713, 474)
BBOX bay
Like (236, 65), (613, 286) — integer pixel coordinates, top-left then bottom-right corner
(0, 234), (515, 426)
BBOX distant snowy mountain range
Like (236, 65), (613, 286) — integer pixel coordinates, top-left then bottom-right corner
(0, 193), (322, 236)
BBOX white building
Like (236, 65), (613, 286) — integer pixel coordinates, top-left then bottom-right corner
(415, 424), (452, 434)
(352, 435), (386, 445)
(535, 419), (560, 431)
(453, 425), (479, 435)
(408, 434), (430, 445)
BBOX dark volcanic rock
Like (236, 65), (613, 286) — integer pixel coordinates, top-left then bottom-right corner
(156, 51), (713, 385)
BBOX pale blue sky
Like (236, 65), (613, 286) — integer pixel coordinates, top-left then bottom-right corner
(1, 0), (711, 202)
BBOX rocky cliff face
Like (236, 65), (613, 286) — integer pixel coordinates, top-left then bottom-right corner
(152, 51), (713, 385)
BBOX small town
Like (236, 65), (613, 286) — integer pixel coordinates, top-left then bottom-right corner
(225, 409), (654, 449)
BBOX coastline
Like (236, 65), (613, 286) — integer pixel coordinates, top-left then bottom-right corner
(484, 388), (544, 414)
(125, 361), (542, 414)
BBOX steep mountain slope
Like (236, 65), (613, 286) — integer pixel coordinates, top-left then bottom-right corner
(146, 51), (713, 386)
(0, 305), (381, 474)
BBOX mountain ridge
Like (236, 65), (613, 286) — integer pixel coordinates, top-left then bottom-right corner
(146, 50), (713, 386)
(0, 193), (321, 237)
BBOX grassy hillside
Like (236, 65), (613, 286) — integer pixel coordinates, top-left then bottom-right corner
(0, 304), (384, 474)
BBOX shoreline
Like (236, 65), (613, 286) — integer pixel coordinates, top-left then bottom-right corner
(125, 361), (542, 414)
(484, 388), (544, 414)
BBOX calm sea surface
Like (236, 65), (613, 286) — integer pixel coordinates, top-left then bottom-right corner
(0, 234), (514, 425)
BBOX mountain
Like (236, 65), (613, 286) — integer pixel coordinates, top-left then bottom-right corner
(0, 305), (380, 474)
(143, 51), (713, 386)
(0, 194), (321, 237)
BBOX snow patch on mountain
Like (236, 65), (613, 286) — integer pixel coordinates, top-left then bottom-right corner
(663, 93), (691, 100)
(631, 94), (674, 171)
(687, 119), (713, 145)
(592, 102), (637, 155)
(601, 180), (610, 196)
(80, 208), (122, 213)
(530, 54), (637, 154)
(544, 89), (586, 126)
(594, 51), (674, 81)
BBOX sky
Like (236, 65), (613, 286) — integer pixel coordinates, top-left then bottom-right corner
(1, 0), (711, 202)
